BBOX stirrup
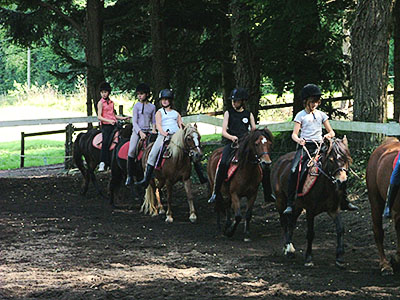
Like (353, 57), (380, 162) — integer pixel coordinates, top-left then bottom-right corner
(383, 206), (391, 218)
(125, 176), (132, 186)
(208, 193), (217, 204)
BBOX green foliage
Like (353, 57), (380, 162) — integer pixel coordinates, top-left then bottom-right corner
(0, 139), (65, 170)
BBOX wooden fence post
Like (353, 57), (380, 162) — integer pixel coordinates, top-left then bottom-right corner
(119, 105), (123, 115)
(65, 123), (74, 169)
(20, 132), (25, 168)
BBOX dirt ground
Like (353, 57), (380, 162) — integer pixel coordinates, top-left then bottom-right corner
(0, 167), (399, 300)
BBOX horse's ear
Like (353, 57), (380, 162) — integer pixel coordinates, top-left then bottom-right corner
(181, 123), (186, 129)
(194, 123), (197, 129)
(343, 135), (348, 147)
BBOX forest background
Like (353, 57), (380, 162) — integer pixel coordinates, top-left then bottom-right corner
(0, 0), (398, 123)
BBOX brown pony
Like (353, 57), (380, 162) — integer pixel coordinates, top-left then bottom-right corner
(141, 124), (203, 223)
(272, 137), (351, 268)
(207, 128), (273, 240)
(366, 137), (400, 275)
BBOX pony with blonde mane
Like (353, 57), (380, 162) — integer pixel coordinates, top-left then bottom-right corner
(140, 124), (203, 223)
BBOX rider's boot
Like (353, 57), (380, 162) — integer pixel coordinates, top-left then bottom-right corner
(125, 156), (135, 186)
(208, 165), (226, 204)
(135, 164), (154, 189)
(283, 171), (297, 214)
(193, 161), (208, 184)
(383, 183), (400, 218)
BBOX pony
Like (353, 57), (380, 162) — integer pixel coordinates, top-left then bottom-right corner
(207, 127), (273, 240)
(141, 124), (203, 223)
(109, 133), (156, 208)
(272, 137), (351, 268)
(366, 137), (400, 275)
(73, 122), (132, 196)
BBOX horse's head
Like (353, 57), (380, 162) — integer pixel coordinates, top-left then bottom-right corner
(238, 127), (273, 170)
(182, 124), (203, 163)
(321, 136), (351, 190)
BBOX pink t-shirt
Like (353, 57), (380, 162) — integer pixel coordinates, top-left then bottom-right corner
(100, 98), (117, 125)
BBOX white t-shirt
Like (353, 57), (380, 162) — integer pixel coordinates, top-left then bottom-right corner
(294, 109), (328, 142)
(159, 108), (179, 134)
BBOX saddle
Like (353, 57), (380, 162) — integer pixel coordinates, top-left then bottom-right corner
(92, 130), (119, 151)
(117, 133), (157, 161)
(297, 155), (320, 197)
(216, 152), (240, 182)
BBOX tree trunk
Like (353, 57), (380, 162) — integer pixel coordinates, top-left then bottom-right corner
(174, 66), (190, 116)
(351, 0), (395, 122)
(230, 0), (261, 121)
(150, 0), (169, 103)
(220, 0), (235, 112)
(394, 0), (400, 121)
(84, 0), (105, 116)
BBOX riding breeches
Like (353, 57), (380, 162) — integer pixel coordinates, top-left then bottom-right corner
(100, 124), (116, 164)
(147, 134), (165, 166)
(127, 132), (140, 159)
(391, 152), (400, 185)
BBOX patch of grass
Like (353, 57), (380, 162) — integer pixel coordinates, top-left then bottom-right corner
(0, 140), (64, 170)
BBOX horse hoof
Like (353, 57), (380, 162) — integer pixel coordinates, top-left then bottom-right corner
(304, 261), (314, 267)
(165, 216), (174, 223)
(244, 237), (251, 242)
(283, 243), (296, 258)
(158, 207), (165, 215)
(189, 214), (197, 223)
(335, 259), (346, 269)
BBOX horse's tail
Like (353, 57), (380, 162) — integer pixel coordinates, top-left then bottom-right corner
(140, 184), (158, 216)
(73, 132), (86, 173)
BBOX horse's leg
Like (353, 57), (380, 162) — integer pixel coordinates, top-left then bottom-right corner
(155, 186), (165, 215)
(304, 212), (315, 267)
(224, 193), (242, 237)
(165, 183), (174, 223)
(183, 179), (197, 223)
(333, 213), (345, 269)
(371, 203), (393, 275)
(282, 210), (301, 258)
(244, 194), (257, 242)
(80, 167), (89, 195)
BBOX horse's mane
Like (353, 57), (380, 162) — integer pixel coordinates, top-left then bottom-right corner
(328, 138), (352, 164)
(169, 124), (198, 161)
(237, 127), (273, 168)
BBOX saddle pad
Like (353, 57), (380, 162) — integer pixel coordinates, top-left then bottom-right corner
(216, 156), (239, 182)
(118, 141), (130, 160)
(92, 132), (119, 150)
(298, 162), (319, 197)
(393, 151), (400, 169)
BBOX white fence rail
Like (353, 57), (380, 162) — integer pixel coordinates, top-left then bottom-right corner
(0, 114), (399, 135)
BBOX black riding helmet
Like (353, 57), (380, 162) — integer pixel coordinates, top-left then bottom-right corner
(99, 81), (112, 93)
(159, 89), (174, 99)
(231, 88), (248, 101)
(136, 83), (150, 94)
(301, 84), (322, 101)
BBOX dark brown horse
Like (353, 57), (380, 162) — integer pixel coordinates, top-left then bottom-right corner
(366, 137), (400, 275)
(73, 122), (132, 196)
(272, 137), (351, 268)
(207, 128), (273, 240)
(141, 124), (203, 222)
(109, 133), (156, 207)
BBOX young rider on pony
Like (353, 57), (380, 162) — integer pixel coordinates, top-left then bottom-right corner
(208, 88), (256, 204)
(283, 84), (359, 214)
(125, 83), (156, 186)
(97, 82), (130, 172)
(135, 89), (183, 189)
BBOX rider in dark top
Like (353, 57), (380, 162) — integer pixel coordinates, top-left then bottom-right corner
(208, 88), (256, 204)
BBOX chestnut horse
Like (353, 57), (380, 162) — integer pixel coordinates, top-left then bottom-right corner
(272, 137), (351, 268)
(207, 128), (273, 240)
(366, 137), (400, 275)
(73, 122), (132, 196)
(141, 124), (203, 223)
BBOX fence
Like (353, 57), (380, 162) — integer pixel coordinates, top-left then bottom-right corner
(0, 114), (399, 170)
